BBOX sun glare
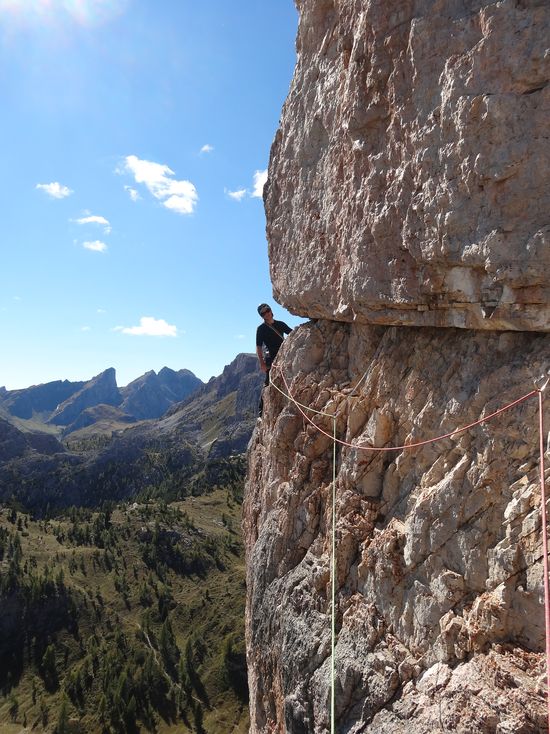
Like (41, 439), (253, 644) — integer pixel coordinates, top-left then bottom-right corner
(0, 0), (127, 28)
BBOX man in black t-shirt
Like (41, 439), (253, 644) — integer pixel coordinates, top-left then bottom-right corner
(256, 304), (292, 417)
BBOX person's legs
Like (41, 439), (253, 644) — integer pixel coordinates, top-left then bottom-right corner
(258, 360), (272, 417)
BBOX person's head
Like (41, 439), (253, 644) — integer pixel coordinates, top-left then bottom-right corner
(257, 303), (273, 323)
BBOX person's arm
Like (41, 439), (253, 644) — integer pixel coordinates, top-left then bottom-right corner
(256, 345), (267, 372)
(282, 322), (293, 335)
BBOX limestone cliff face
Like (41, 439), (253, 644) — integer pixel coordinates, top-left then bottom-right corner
(245, 1), (550, 732)
(265, 0), (550, 331)
(245, 325), (548, 732)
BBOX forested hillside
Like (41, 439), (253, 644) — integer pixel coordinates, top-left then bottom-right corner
(0, 459), (248, 733)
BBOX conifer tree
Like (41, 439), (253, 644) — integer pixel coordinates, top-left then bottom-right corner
(56, 694), (69, 734)
(41, 644), (58, 691)
(8, 692), (18, 722)
(193, 700), (205, 734)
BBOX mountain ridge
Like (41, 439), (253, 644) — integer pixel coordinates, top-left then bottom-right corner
(0, 365), (206, 432)
(0, 352), (263, 513)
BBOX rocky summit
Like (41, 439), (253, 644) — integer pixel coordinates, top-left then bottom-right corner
(245, 1), (550, 733)
(120, 367), (203, 420)
(48, 368), (122, 426)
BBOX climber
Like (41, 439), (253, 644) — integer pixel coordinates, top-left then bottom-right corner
(256, 303), (292, 416)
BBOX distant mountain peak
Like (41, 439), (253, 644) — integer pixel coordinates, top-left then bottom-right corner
(1, 365), (205, 431)
(120, 367), (203, 420)
(48, 368), (122, 426)
(158, 366), (176, 377)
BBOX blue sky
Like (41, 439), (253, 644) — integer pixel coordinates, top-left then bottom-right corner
(0, 0), (300, 389)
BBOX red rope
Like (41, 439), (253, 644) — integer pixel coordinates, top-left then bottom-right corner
(539, 390), (550, 732)
(274, 365), (538, 451)
(270, 364), (549, 729)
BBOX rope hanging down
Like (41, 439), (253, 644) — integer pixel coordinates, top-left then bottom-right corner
(267, 364), (549, 734)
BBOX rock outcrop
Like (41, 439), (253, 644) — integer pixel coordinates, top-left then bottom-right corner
(265, 0), (550, 332)
(245, 0), (550, 732)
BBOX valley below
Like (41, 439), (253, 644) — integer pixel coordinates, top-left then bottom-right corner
(0, 354), (263, 733)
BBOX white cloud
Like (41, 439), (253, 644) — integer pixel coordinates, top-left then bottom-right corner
(162, 179), (198, 214)
(114, 316), (178, 337)
(97, 308), (107, 314)
(81, 326), (91, 332)
(252, 169), (268, 198)
(121, 155), (197, 215)
(36, 182), (73, 199)
(200, 144), (214, 154)
(227, 188), (247, 202)
(236, 334), (245, 340)
(225, 170), (268, 202)
(83, 240), (107, 253)
(124, 185), (140, 201)
(76, 214), (111, 233)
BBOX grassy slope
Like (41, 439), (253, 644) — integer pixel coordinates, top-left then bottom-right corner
(0, 489), (248, 734)
(0, 408), (63, 436)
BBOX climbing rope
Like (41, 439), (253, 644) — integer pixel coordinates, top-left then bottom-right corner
(540, 389), (550, 733)
(273, 365), (539, 451)
(268, 364), (548, 734)
(331, 415), (336, 734)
